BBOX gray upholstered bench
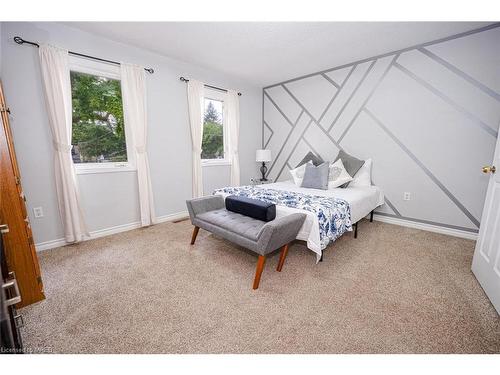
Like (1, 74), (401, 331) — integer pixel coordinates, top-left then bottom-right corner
(186, 195), (306, 289)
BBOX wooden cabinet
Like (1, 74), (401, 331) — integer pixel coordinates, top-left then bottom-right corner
(0, 80), (45, 307)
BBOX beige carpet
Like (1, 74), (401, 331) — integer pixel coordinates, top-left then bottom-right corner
(20, 219), (500, 353)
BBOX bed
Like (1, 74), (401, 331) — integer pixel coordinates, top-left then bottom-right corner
(215, 180), (384, 262)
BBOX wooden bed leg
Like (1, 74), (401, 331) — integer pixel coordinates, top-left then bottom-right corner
(354, 223), (358, 239)
(253, 255), (266, 290)
(190, 226), (199, 245)
(370, 210), (374, 222)
(276, 244), (289, 272)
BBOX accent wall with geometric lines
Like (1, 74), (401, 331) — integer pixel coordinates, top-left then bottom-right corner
(262, 24), (500, 234)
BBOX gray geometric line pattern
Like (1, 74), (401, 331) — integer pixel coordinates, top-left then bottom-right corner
(280, 84), (321, 122)
(262, 26), (499, 232)
(318, 65), (356, 123)
(327, 60), (377, 133)
(375, 212), (479, 233)
(264, 137), (272, 149)
(337, 55), (399, 143)
(363, 107), (480, 228)
(263, 23), (500, 90)
(418, 47), (500, 102)
(394, 62), (498, 138)
(274, 119), (314, 181)
(264, 140), (272, 150)
(301, 133), (324, 160)
(263, 121), (274, 149)
(370, 174), (402, 216)
(263, 90), (297, 128)
(266, 110), (305, 176)
(321, 73), (340, 89)
(261, 88), (265, 148)
(302, 137), (318, 155)
(383, 197), (402, 217)
(280, 84), (345, 152)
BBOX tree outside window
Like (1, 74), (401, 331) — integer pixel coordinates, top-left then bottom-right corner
(70, 71), (127, 164)
(202, 99), (224, 159)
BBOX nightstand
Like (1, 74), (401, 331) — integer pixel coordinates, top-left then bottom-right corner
(250, 178), (274, 186)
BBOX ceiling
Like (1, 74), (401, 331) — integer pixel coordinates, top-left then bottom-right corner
(67, 22), (489, 87)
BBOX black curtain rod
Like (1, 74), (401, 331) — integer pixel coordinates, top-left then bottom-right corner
(179, 77), (242, 96)
(14, 36), (154, 74)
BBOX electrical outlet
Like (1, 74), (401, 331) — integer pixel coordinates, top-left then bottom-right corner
(33, 207), (44, 218)
(403, 192), (411, 201)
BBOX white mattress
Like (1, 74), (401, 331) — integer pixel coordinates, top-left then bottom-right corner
(216, 180), (384, 262)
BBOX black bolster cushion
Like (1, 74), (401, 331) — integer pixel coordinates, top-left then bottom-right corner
(225, 195), (276, 222)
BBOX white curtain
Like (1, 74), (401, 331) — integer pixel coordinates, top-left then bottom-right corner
(225, 90), (240, 186)
(187, 79), (205, 198)
(38, 44), (88, 242)
(120, 63), (156, 226)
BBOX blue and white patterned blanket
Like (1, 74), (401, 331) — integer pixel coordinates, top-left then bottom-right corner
(214, 186), (352, 249)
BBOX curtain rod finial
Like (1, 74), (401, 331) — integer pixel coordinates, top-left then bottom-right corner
(179, 76), (241, 95)
(13, 36), (39, 48)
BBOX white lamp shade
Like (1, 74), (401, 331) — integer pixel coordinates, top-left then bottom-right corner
(256, 149), (272, 162)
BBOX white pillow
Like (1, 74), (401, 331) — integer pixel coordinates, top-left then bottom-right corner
(289, 161), (312, 186)
(328, 159), (353, 189)
(349, 158), (372, 187)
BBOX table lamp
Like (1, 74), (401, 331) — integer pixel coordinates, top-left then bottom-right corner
(256, 149), (272, 181)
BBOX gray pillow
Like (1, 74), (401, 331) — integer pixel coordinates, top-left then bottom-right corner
(295, 151), (324, 168)
(334, 150), (365, 187)
(301, 162), (329, 190)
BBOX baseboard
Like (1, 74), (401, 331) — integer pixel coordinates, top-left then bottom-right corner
(372, 214), (478, 240)
(155, 211), (189, 223)
(35, 211), (189, 252)
(35, 238), (68, 252)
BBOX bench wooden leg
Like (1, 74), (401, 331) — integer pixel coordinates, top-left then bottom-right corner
(190, 226), (199, 245)
(253, 255), (266, 290)
(276, 244), (290, 272)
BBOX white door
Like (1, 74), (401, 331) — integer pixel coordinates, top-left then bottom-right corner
(472, 133), (500, 315)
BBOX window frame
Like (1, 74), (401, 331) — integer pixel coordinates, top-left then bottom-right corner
(69, 56), (136, 175)
(201, 88), (231, 167)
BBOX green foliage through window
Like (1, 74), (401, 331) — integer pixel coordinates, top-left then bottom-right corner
(202, 99), (224, 159)
(70, 71), (127, 164)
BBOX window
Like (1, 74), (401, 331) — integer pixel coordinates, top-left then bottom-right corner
(201, 89), (230, 165)
(69, 57), (134, 173)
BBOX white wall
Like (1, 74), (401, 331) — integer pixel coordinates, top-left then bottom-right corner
(262, 25), (500, 234)
(0, 22), (261, 246)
